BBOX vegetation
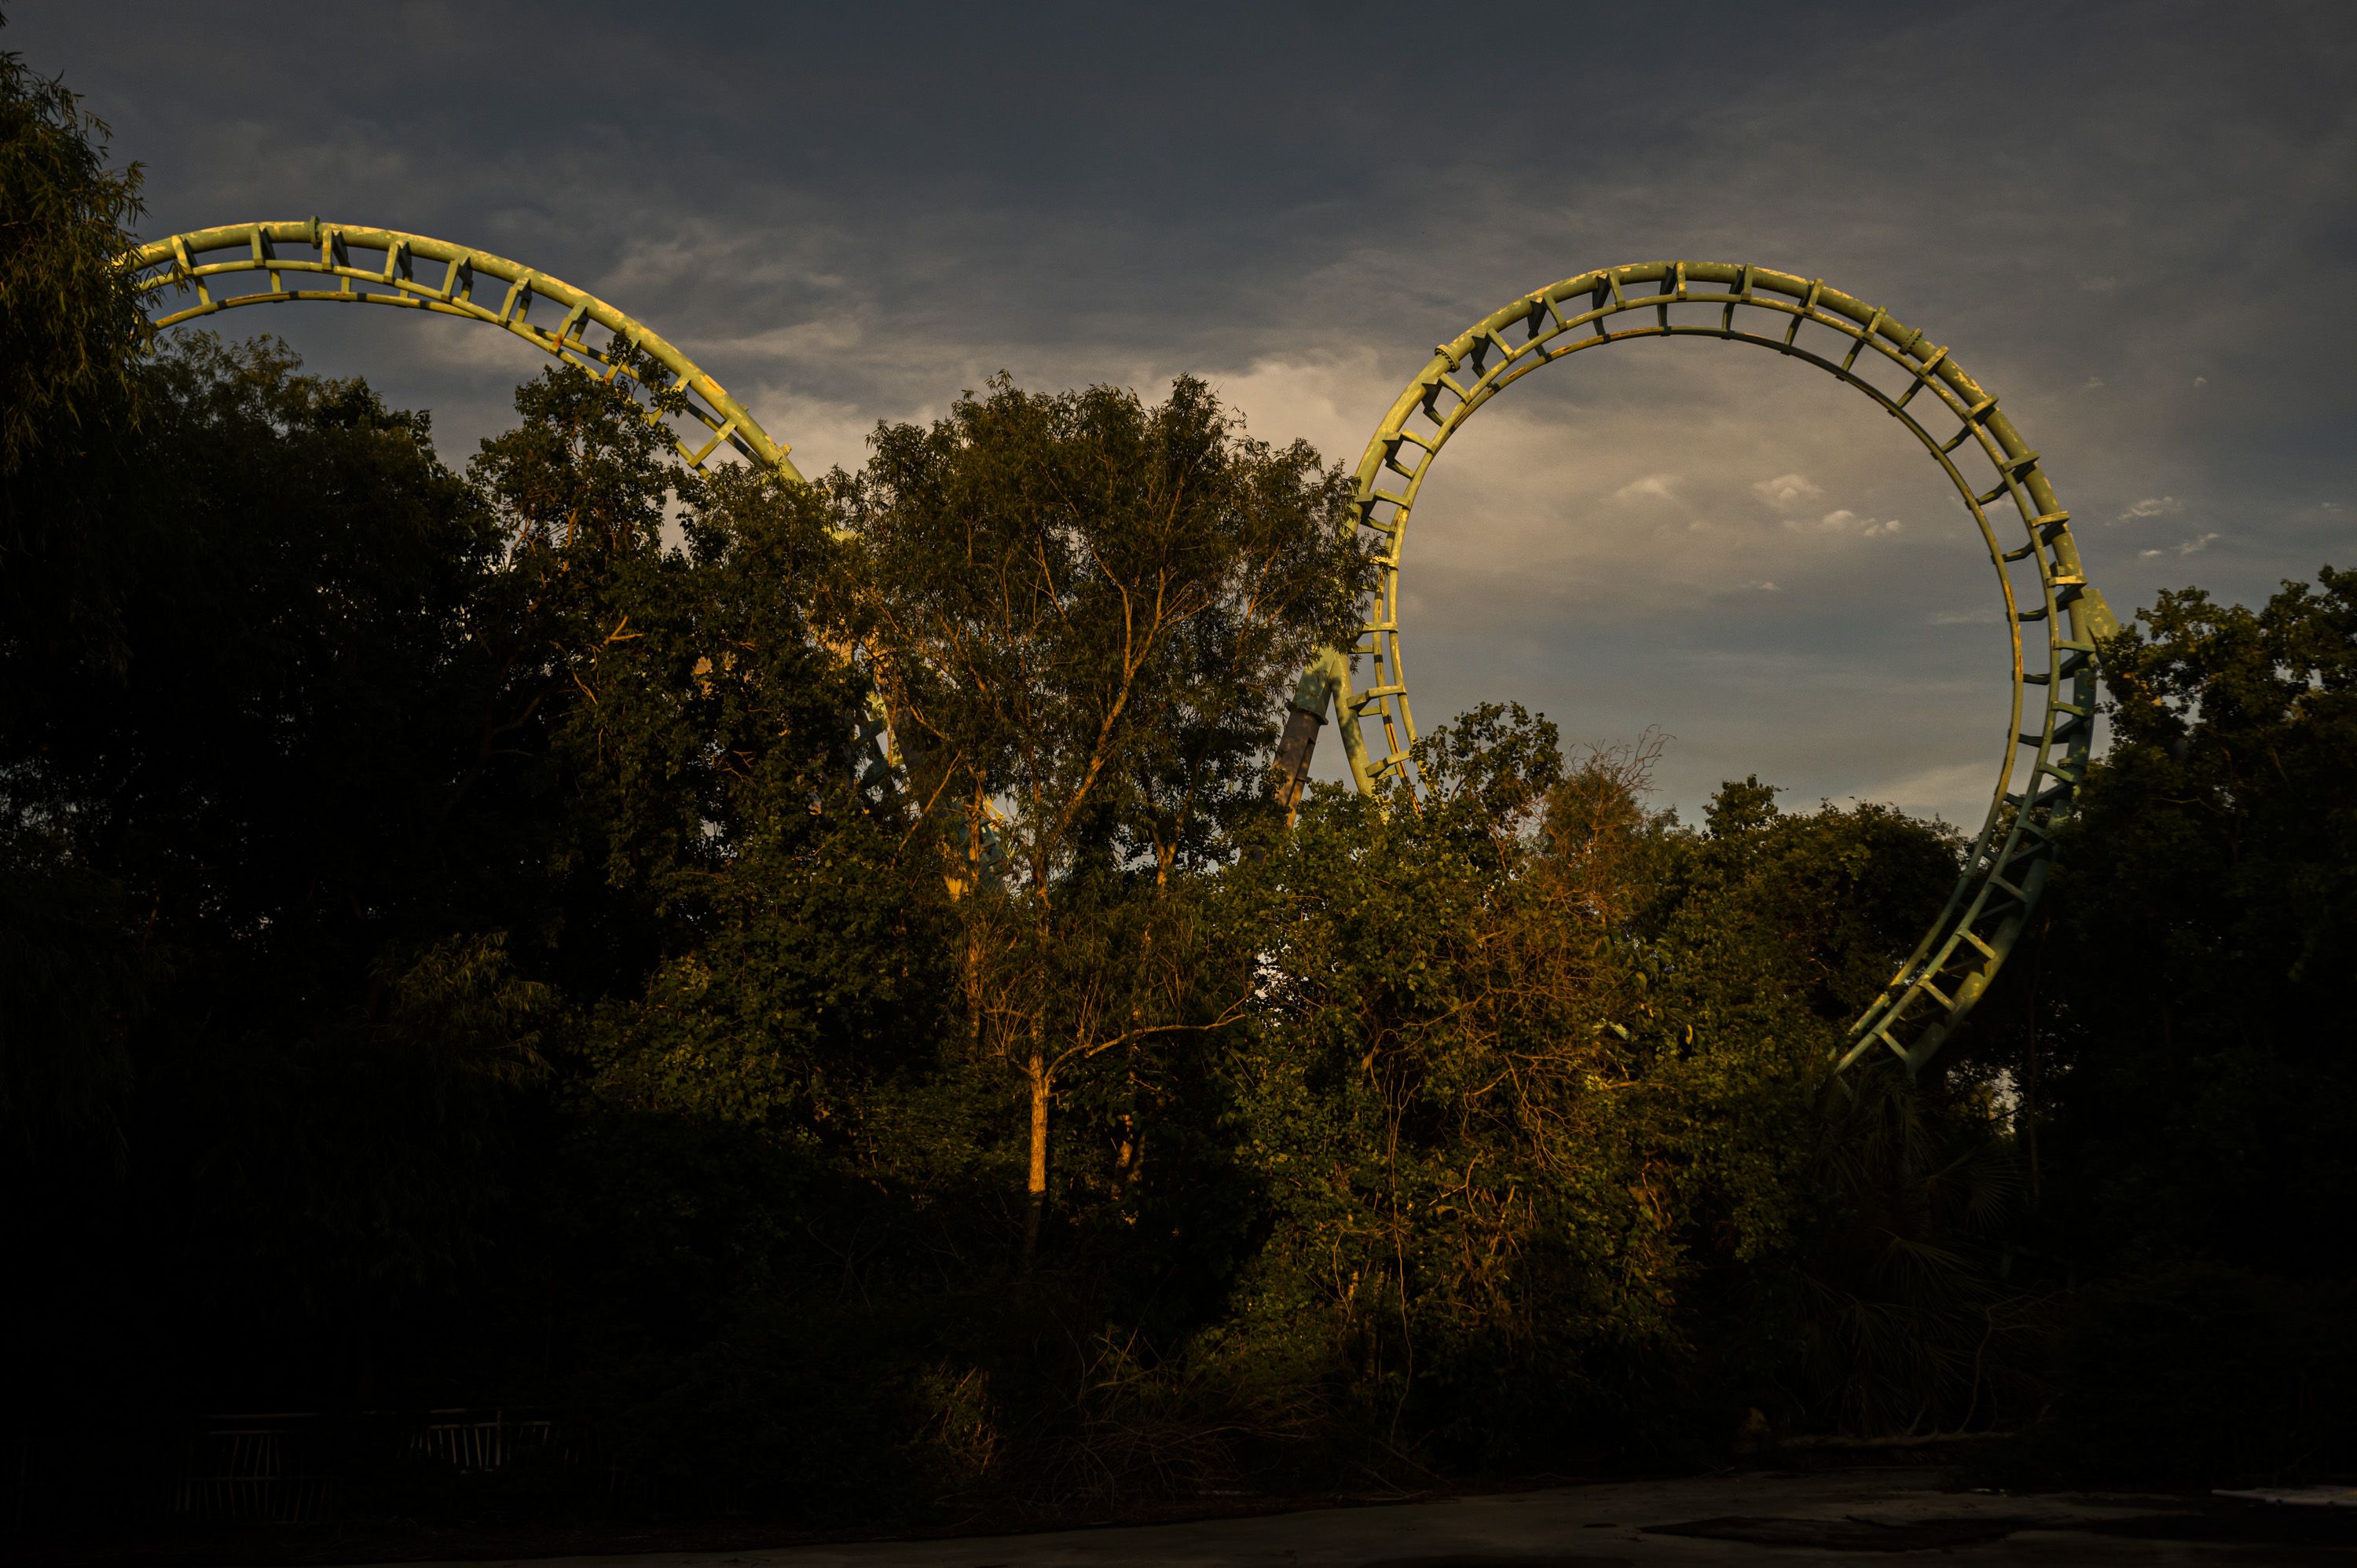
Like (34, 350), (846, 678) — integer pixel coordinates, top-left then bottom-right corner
(4, 37), (2353, 1546)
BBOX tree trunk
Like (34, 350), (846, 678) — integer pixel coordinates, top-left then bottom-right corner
(1023, 1046), (1048, 1269)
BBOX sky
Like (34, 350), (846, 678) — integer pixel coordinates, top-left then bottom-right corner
(17, 0), (2355, 824)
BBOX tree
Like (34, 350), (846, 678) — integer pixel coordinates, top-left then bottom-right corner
(842, 374), (1367, 1262)
(1216, 703), (1978, 1467)
(2036, 567), (2357, 1273)
(0, 31), (156, 724)
(0, 37), (153, 1156)
(459, 361), (959, 1130)
(1216, 706), (1660, 1460)
(0, 35), (147, 476)
(1979, 567), (2357, 1484)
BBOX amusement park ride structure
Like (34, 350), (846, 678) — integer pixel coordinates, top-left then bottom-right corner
(131, 220), (2120, 1078)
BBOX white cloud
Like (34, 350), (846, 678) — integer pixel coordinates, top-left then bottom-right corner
(1750, 580), (1781, 592)
(1929, 606), (2001, 625)
(404, 319), (567, 377)
(1205, 349), (1390, 474)
(693, 314), (868, 362)
(1750, 471), (1823, 511)
(1869, 759), (2000, 826)
(1612, 473), (1681, 503)
(2116, 495), (2181, 522)
(1790, 508), (1903, 538)
(743, 383), (918, 477)
(2139, 532), (2223, 559)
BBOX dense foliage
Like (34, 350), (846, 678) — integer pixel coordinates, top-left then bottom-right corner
(1976, 568), (2357, 1485)
(4, 39), (2352, 1544)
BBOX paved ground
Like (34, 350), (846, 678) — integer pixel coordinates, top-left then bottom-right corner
(359, 1467), (2357, 1567)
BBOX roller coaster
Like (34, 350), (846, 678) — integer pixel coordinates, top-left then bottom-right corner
(130, 219), (2120, 1075)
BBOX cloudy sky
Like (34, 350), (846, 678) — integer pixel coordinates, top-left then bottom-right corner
(19, 1), (2355, 822)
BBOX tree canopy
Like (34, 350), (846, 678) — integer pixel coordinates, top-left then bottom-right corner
(4, 36), (2353, 1549)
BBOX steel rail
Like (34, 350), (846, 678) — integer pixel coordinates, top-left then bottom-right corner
(1317, 261), (2119, 1075)
(129, 218), (799, 481)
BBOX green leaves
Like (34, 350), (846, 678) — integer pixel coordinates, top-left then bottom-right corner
(2034, 566), (2357, 1271)
(833, 373), (1372, 1266)
(0, 43), (155, 724)
(846, 372), (1369, 888)
(0, 41), (148, 475)
(1211, 709), (1975, 1459)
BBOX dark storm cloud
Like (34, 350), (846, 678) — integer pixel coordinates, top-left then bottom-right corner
(16, 0), (2354, 819)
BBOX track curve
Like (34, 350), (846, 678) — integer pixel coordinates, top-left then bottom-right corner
(1334, 261), (2120, 1073)
(130, 218), (796, 480)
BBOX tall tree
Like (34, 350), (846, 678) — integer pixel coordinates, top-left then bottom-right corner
(2037, 566), (2357, 1269)
(842, 374), (1366, 1260)
(1954, 566), (2357, 1485)
(460, 358), (958, 1132)
(0, 38), (153, 1157)
(0, 34), (149, 688)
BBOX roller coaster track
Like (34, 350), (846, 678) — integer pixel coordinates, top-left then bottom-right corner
(130, 219), (797, 480)
(133, 225), (2116, 1075)
(1304, 262), (2121, 1073)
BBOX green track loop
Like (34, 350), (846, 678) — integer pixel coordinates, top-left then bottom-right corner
(1327, 261), (2119, 1076)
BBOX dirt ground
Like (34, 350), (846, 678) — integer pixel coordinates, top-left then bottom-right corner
(343, 1467), (2355, 1568)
